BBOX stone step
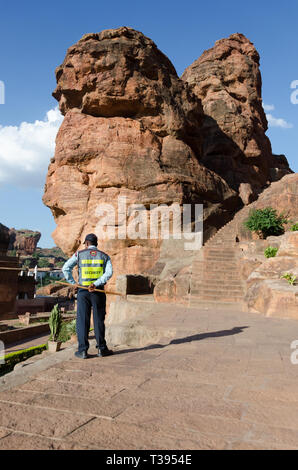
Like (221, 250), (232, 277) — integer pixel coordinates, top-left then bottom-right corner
(203, 256), (237, 261)
(204, 249), (238, 254)
(207, 242), (237, 247)
(193, 259), (238, 265)
(197, 274), (241, 280)
(192, 266), (240, 279)
(188, 299), (246, 310)
(191, 288), (244, 296)
(191, 280), (243, 288)
(190, 294), (244, 302)
(205, 245), (237, 250)
(192, 265), (239, 272)
(191, 276), (243, 283)
(126, 294), (155, 303)
(207, 239), (237, 244)
(204, 249), (237, 255)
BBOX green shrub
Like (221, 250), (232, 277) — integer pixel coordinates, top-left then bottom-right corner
(281, 273), (297, 285)
(55, 261), (65, 268)
(66, 319), (77, 336)
(264, 246), (278, 258)
(56, 321), (72, 342)
(23, 259), (31, 268)
(244, 207), (289, 239)
(290, 223), (298, 232)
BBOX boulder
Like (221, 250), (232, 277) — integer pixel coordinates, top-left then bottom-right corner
(154, 265), (191, 304)
(246, 279), (298, 319)
(241, 230), (298, 318)
(43, 27), (241, 290)
(246, 256), (298, 287)
(182, 33), (292, 203)
(277, 231), (298, 257)
(36, 283), (75, 298)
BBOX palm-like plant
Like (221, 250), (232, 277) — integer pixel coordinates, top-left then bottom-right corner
(49, 304), (62, 341)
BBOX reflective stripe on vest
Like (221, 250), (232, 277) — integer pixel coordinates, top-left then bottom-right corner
(77, 249), (107, 287)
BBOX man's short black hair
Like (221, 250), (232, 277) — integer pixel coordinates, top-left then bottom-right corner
(83, 233), (98, 246)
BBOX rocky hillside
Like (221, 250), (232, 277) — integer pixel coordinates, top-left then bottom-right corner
(8, 228), (41, 256)
(3, 226), (66, 269)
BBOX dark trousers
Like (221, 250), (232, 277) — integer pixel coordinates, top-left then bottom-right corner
(76, 288), (107, 353)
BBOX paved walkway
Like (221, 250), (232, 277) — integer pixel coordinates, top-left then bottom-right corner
(0, 302), (298, 449)
(4, 333), (50, 354)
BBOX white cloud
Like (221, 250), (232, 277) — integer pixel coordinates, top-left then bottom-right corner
(263, 103), (275, 112)
(262, 102), (293, 129)
(266, 113), (293, 129)
(0, 107), (63, 188)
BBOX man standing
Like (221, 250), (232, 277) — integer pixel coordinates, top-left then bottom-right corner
(62, 233), (113, 359)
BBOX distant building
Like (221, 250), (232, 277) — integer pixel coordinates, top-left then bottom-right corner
(34, 270), (48, 281)
(17, 270), (36, 299)
(33, 269), (64, 281)
(49, 270), (64, 279)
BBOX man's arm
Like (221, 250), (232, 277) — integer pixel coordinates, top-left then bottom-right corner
(93, 258), (113, 288)
(62, 253), (78, 285)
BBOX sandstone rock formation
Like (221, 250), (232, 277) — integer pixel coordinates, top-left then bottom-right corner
(43, 27), (293, 294)
(182, 33), (291, 204)
(8, 228), (41, 256)
(36, 283), (75, 299)
(43, 27), (242, 287)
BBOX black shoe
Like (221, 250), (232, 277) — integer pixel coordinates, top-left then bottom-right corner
(74, 350), (88, 359)
(97, 348), (113, 357)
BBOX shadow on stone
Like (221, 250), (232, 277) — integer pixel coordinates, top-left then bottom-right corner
(112, 325), (250, 355)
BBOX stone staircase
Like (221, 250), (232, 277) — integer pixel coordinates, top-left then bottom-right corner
(189, 217), (246, 308)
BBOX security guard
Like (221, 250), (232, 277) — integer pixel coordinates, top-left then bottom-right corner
(62, 233), (113, 359)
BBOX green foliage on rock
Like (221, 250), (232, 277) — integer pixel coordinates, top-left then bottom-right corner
(290, 223), (298, 232)
(281, 273), (297, 285)
(264, 246), (278, 258)
(244, 207), (289, 239)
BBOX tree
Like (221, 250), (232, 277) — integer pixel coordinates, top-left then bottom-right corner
(23, 259), (31, 268)
(55, 261), (65, 268)
(37, 258), (50, 268)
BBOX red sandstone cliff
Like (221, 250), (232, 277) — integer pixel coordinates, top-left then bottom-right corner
(43, 27), (242, 287)
(43, 28), (292, 288)
(182, 33), (291, 204)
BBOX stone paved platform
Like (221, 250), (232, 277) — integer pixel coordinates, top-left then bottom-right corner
(0, 302), (298, 450)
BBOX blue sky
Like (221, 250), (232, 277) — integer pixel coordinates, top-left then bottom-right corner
(0, 0), (297, 247)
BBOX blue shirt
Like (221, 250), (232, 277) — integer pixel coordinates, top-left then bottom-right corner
(62, 245), (113, 287)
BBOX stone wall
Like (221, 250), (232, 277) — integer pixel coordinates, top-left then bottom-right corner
(0, 224), (20, 319)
